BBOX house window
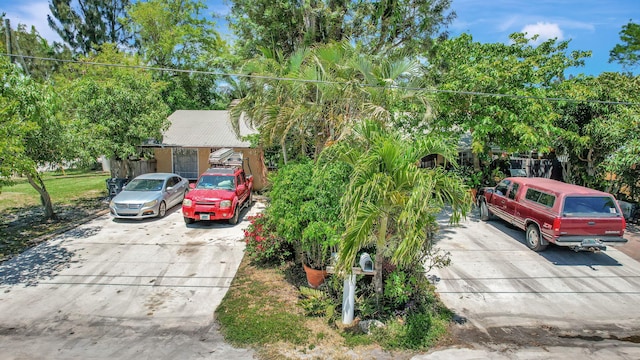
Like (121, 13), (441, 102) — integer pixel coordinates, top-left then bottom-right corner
(458, 151), (473, 167)
(173, 148), (199, 180)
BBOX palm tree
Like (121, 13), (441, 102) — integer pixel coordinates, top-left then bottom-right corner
(229, 47), (311, 164)
(330, 119), (470, 303)
(230, 41), (428, 162)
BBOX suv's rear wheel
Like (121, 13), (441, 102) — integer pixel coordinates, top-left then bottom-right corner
(526, 224), (548, 252)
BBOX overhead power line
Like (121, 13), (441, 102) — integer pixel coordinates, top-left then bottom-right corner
(2, 52), (639, 106)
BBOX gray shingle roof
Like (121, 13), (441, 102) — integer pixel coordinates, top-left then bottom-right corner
(161, 110), (256, 148)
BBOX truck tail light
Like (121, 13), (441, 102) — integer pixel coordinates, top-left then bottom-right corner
(552, 218), (561, 233)
(621, 216), (626, 232)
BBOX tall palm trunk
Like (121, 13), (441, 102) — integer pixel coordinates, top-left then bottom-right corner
(26, 171), (57, 220)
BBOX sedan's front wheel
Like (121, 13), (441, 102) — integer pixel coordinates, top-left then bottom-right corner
(157, 201), (167, 218)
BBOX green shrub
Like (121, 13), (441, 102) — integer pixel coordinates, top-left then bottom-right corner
(384, 270), (415, 309)
(372, 307), (449, 350)
(298, 286), (336, 319)
(261, 160), (350, 263)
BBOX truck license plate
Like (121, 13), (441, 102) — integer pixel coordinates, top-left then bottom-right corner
(200, 214), (210, 220)
(581, 239), (601, 246)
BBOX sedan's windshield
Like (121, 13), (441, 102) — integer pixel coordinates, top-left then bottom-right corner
(125, 179), (164, 191)
(196, 175), (234, 190)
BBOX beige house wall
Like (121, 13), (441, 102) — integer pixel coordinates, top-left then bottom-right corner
(154, 148), (173, 173)
(197, 148), (211, 175)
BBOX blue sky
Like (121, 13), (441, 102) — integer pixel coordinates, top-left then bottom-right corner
(2, 0), (638, 75)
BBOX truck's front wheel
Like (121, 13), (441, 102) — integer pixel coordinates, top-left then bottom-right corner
(228, 206), (239, 225)
(526, 224), (547, 252)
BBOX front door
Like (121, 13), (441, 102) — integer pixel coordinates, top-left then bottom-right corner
(173, 148), (199, 180)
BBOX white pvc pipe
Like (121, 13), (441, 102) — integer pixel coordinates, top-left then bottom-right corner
(342, 274), (357, 324)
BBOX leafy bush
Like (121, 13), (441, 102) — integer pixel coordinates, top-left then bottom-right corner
(264, 161), (315, 246)
(243, 213), (292, 265)
(384, 270), (415, 309)
(372, 307), (449, 350)
(301, 221), (339, 269)
(298, 286), (336, 319)
(367, 267), (452, 350)
(261, 159), (350, 265)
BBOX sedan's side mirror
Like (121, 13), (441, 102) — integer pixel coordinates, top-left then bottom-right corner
(166, 186), (173, 192)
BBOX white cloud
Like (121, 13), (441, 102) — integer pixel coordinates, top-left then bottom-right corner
(521, 22), (564, 44)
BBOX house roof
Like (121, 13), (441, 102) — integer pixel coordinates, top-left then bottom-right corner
(160, 110), (256, 148)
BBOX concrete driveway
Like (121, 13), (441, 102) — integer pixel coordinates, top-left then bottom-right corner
(0, 202), (263, 359)
(417, 211), (640, 359)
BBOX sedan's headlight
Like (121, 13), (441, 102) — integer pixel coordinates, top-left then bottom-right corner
(183, 199), (193, 207)
(109, 200), (115, 207)
(220, 200), (231, 209)
(143, 199), (158, 208)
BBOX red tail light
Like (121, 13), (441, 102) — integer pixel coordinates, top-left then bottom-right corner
(622, 216), (626, 232)
(553, 218), (561, 233)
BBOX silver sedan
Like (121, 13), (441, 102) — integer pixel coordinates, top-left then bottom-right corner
(109, 173), (189, 219)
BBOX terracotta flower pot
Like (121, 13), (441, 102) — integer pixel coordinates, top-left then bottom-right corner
(302, 263), (328, 289)
(469, 188), (478, 206)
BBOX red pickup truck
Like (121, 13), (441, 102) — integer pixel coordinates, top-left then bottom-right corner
(182, 166), (253, 225)
(477, 177), (627, 252)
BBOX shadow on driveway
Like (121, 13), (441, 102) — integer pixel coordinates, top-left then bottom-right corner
(0, 241), (75, 286)
(538, 246), (621, 267)
(0, 223), (103, 286)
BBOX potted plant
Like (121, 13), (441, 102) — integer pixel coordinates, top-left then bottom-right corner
(300, 221), (339, 288)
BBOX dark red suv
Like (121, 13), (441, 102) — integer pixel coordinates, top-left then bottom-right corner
(477, 177), (627, 252)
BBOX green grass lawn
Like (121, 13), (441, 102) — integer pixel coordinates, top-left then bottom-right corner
(0, 170), (110, 211)
(0, 170), (111, 259)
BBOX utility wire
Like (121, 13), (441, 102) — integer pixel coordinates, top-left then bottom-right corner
(2, 52), (639, 106)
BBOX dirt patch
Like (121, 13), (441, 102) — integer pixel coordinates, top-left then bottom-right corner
(620, 223), (640, 261)
(177, 241), (205, 256)
(438, 322), (640, 352)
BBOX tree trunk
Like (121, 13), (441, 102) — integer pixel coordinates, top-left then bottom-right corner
(374, 215), (388, 309)
(473, 152), (481, 172)
(26, 171), (57, 220)
(281, 140), (288, 165)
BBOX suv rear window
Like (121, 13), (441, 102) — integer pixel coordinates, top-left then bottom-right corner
(525, 188), (555, 207)
(562, 196), (619, 217)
